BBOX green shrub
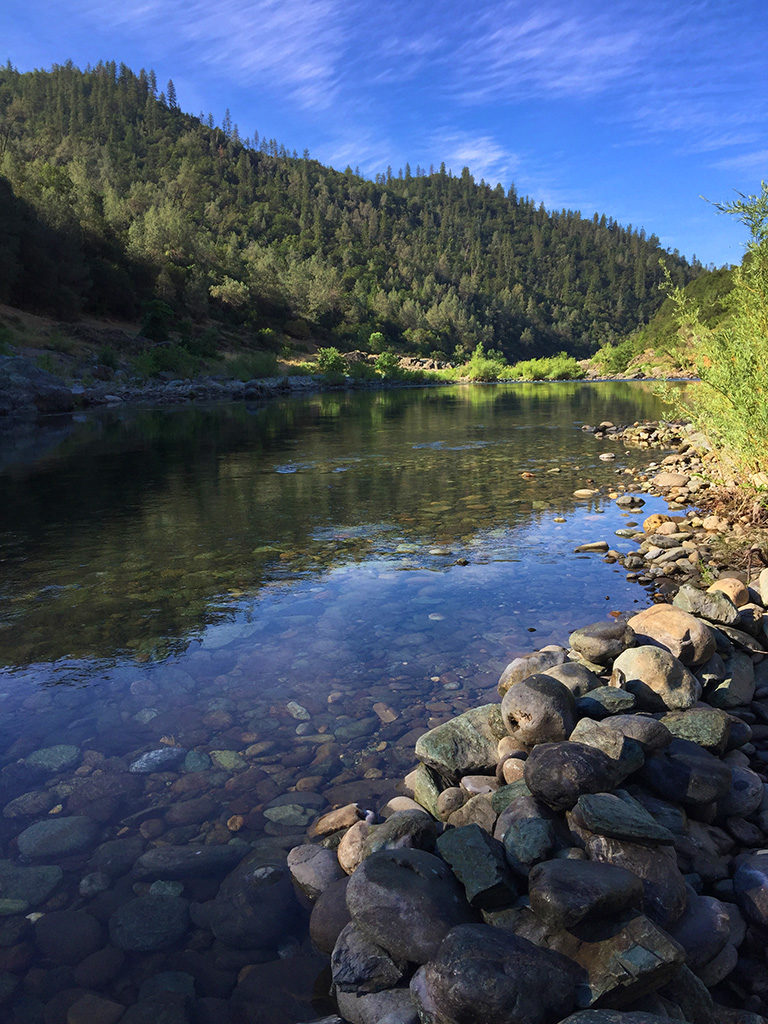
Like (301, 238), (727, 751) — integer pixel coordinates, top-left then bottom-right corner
(131, 344), (198, 378)
(316, 347), (348, 375)
(348, 359), (377, 380)
(375, 351), (401, 378)
(223, 352), (279, 380)
(0, 325), (14, 354)
(504, 352), (586, 380)
(369, 331), (386, 353)
(140, 299), (175, 342)
(98, 346), (118, 369)
(665, 182), (768, 474)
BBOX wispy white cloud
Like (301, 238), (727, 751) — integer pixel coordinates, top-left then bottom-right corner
(79, 0), (352, 109)
(430, 130), (520, 184)
(713, 149), (768, 173)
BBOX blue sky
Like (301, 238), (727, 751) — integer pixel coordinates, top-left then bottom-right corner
(3, 0), (767, 266)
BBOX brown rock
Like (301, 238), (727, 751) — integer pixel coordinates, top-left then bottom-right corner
(309, 803), (363, 837)
(627, 605), (715, 666)
(708, 578), (750, 607)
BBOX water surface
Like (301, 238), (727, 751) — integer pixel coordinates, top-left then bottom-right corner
(0, 382), (678, 1020)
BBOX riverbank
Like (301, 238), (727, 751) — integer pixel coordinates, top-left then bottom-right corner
(286, 424), (768, 1024)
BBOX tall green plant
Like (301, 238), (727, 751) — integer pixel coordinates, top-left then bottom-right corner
(665, 182), (768, 474)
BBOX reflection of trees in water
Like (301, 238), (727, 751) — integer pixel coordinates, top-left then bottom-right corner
(0, 383), (681, 666)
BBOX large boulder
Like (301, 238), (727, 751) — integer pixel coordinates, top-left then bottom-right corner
(436, 824), (517, 909)
(191, 856), (301, 950)
(584, 835), (688, 929)
(528, 858), (642, 929)
(542, 662), (603, 697)
(611, 646), (701, 711)
(345, 848), (475, 964)
(415, 705), (507, 783)
(500, 675), (575, 746)
(524, 742), (626, 811)
(410, 924), (581, 1024)
(598, 714), (672, 752)
(659, 707), (731, 753)
(667, 894), (731, 971)
(718, 764), (764, 818)
(640, 738), (732, 811)
(497, 648), (568, 696)
(673, 584), (741, 627)
(569, 791), (675, 846)
(733, 854), (768, 928)
(494, 794), (566, 875)
(568, 621), (635, 665)
(331, 922), (408, 995)
(627, 605), (715, 666)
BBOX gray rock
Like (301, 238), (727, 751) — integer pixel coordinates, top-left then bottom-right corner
(129, 747), (187, 773)
(569, 791), (675, 845)
(584, 835), (688, 929)
(331, 922), (407, 994)
(708, 651), (755, 708)
(576, 687), (637, 718)
(611, 645), (701, 711)
(310, 876), (351, 954)
(109, 895), (189, 951)
(193, 857), (301, 949)
(409, 763), (442, 818)
(335, 986), (417, 1024)
(436, 824), (517, 909)
(497, 648), (568, 697)
(494, 795), (565, 875)
(567, 719), (645, 776)
(16, 816), (98, 859)
(658, 965), (717, 1024)
(133, 843), (248, 880)
(673, 583), (741, 626)
(659, 707), (731, 753)
(410, 924), (581, 1024)
(415, 704), (507, 783)
(558, 1014), (671, 1024)
(35, 909), (103, 965)
(640, 738), (733, 810)
(524, 742), (626, 811)
(543, 662), (603, 697)
(696, 941), (738, 986)
(0, 860), (62, 908)
(25, 744), (81, 773)
(362, 809), (439, 858)
(598, 714), (672, 751)
(287, 844), (345, 899)
(501, 675), (575, 746)
(542, 912), (685, 1009)
(528, 858), (642, 928)
(667, 894), (731, 970)
(627, 605), (715, 666)
(733, 853), (768, 928)
(91, 836), (145, 878)
(568, 621), (635, 665)
(718, 765), (764, 818)
(446, 792), (497, 831)
(345, 848), (475, 964)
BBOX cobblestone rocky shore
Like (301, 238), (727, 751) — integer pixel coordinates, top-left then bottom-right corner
(289, 423), (768, 1024)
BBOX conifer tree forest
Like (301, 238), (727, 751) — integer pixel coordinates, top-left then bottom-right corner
(0, 61), (703, 360)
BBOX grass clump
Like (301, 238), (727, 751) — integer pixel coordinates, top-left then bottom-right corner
(222, 351), (279, 380)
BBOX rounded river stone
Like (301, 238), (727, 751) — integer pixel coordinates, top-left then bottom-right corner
(17, 816), (99, 860)
(501, 675), (575, 746)
(524, 741), (621, 811)
(529, 857), (643, 928)
(410, 923), (580, 1024)
(346, 848), (475, 964)
(109, 895), (189, 951)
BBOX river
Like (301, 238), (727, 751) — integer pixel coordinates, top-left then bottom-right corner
(0, 381), (679, 1021)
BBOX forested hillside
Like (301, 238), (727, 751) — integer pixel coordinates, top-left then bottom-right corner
(0, 61), (702, 360)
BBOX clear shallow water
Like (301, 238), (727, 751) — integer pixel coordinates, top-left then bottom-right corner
(0, 382), (678, 1021)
